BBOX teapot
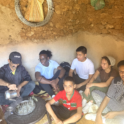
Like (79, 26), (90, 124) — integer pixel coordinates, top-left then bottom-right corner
(5, 90), (18, 100)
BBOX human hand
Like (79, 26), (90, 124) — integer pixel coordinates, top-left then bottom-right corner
(55, 86), (59, 93)
(51, 78), (59, 85)
(62, 120), (68, 124)
(50, 79), (59, 90)
(104, 112), (117, 119)
(17, 85), (22, 97)
(75, 84), (77, 89)
(84, 88), (90, 97)
(95, 114), (103, 124)
(7, 84), (18, 90)
(55, 118), (63, 124)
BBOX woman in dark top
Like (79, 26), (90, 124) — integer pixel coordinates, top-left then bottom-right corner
(81, 56), (118, 114)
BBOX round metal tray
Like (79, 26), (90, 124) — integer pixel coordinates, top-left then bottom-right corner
(6, 96), (46, 124)
(14, 100), (36, 116)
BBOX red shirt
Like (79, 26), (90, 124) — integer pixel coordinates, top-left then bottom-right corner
(54, 90), (82, 111)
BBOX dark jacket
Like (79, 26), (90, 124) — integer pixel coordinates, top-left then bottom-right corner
(0, 64), (32, 92)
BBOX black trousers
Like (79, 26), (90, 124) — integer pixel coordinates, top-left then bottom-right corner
(51, 105), (77, 124)
(33, 70), (65, 96)
(73, 74), (86, 91)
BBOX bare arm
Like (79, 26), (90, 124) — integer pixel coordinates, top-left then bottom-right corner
(104, 110), (124, 119)
(97, 96), (110, 114)
(35, 72), (51, 84)
(0, 79), (17, 90)
(46, 99), (62, 124)
(88, 70), (100, 84)
(97, 97), (124, 121)
(83, 71), (99, 96)
(17, 81), (29, 96)
(50, 66), (65, 92)
(96, 96), (110, 124)
(69, 69), (74, 77)
(91, 77), (114, 88)
(57, 66), (66, 79)
(19, 81), (29, 87)
(76, 74), (93, 89)
(0, 79), (10, 87)
(116, 110), (124, 116)
(63, 107), (82, 124)
(35, 66), (65, 84)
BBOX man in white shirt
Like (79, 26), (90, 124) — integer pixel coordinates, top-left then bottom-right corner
(69, 46), (95, 91)
(35, 50), (65, 97)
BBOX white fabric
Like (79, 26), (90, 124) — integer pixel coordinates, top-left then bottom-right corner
(89, 104), (99, 113)
(85, 114), (106, 123)
(106, 56), (116, 66)
(79, 90), (83, 96)
(82, 101), (93, 114)
(106, 115), (124, 124)
(35, 60), (59, 79)
(82, 99), (87, 107)
(71, 58), (95, 79)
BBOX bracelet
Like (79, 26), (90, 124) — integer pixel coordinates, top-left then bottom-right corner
(39, 77), (42, 82)
(57, 77), (61, 81)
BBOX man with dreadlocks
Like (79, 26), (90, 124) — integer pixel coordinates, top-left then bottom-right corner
(34, 50), (66, 97)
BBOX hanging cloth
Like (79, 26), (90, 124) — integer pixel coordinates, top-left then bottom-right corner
(25, 0), (44, 22)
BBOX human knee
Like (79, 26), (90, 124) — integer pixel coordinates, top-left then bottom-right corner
(28, 81), (35, 90)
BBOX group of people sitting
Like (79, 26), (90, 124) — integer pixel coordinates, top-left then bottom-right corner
(0, 46), (124, 124)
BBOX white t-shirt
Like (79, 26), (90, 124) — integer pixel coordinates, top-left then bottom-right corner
(71, 58), (95, 79)
(35, 60), (59, 79)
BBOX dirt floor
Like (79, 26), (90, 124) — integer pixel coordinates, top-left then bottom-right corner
(0, 91), (95, 124)
(36, 114), (96, 124)
(0, 109), (6, 124)
(0, 107), (95, 124)
(0, 0), (124, 43)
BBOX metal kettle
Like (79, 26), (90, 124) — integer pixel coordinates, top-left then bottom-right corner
(5, 90), (18, 100)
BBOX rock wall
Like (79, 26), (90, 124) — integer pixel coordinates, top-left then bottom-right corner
(0, 0), (124, 44)
(0, 32), (124, 80)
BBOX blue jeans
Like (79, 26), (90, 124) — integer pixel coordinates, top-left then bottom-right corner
(0, 81), (35, 105)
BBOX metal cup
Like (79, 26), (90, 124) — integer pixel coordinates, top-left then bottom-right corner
(5, 90), (18, 99)
(6, 106), (14, 112)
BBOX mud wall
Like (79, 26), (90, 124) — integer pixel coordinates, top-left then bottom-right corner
(0, 32), (124, 80)
(0, 0), (124, 43)
(0, 0), (124, 80)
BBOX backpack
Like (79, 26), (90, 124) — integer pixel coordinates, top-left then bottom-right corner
(91, 0), (105, 10)
(60, 62), (71, 73)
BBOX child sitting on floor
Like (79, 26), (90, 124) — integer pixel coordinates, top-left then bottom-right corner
(46, 76), (82, 124)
